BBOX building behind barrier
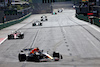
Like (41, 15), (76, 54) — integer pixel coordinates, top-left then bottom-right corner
(33, 0), (71, 3)
(32, 0), (71, 14)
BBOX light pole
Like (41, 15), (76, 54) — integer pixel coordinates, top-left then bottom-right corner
(51, 0), (53, 13)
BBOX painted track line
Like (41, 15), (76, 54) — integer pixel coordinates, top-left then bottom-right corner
(90, 25), (100, 33)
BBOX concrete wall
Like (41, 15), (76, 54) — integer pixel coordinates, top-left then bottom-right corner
(32, 3), (51, 14)
(0, 7), (31, 23)
(0, 11), (4, 23)
(32, 1), (73, 14)
(32, 0), (42, 3)
(0, 13), (31, 30)
(6, 14), (23, 21)
(53, 1), (73, 9)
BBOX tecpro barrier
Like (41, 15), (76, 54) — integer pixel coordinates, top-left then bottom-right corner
(0, 13), (31, 30)
(94, 18), (100, 27)
(76, 14), (100, 27)
(76, 14), (89, 22)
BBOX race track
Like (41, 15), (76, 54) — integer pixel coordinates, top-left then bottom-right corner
(0, 9), (100, 67)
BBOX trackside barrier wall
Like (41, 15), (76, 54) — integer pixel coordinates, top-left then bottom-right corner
(76, 14), (89, 22)
(0, 13), (31, 30)
(76, 14), (100, 27)
(94, 18), (100, 27)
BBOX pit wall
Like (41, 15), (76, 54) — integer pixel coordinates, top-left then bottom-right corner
(76, 14), (100, 27)
(0, 13), (31, 30)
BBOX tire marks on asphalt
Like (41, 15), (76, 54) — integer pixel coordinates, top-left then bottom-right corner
(68, 15), (100, 53)
(23, 29), (40, 49)
(57, 16), (73, 57)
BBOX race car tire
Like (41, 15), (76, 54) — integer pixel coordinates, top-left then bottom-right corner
(20, 34), (24, 39)
(10, 35), (14, 39)
(33, 23), (36, 26)
(34, 55), (40, 62)
(8, 35), (11, 39)
(41, 19), (43, 21)
(54, 58), (59, 61)
(26, 56), (30, 61)
(40, 23), (42, 26)
(61, 55), (63, 59)
(18, 54), (26, 62)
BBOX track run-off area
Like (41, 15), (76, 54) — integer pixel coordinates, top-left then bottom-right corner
(0, 8), (100, 67)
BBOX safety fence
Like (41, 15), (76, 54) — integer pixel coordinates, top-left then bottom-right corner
(76, 14), (89, 22)
(76, 14), (100, 27)
(94, 17), (100, 27)
(0, 13), (32, 30)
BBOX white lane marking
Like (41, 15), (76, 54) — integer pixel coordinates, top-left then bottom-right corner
(79, 26), (100, 52)
(85, 35), (100, 52)
(90, 25), (100, 33)
(0, 37), (7, 45)
(72, 15), (88, 24)
(52, 40), (63, 51)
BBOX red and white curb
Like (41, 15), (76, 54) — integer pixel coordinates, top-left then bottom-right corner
(0, 37), (7, 45)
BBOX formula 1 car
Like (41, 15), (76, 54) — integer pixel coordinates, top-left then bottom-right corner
(18, 48), (63, 62)
(73, 5), (76, 9)
(8, 31), (24, 39)
(52, 12), (57, 15)
(32, 21), (42, 26)
(41, 15), (48, 21)
(58, 9), (63, 13)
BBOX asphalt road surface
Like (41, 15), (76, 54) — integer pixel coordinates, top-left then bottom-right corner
(0, 9), (100, 67)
